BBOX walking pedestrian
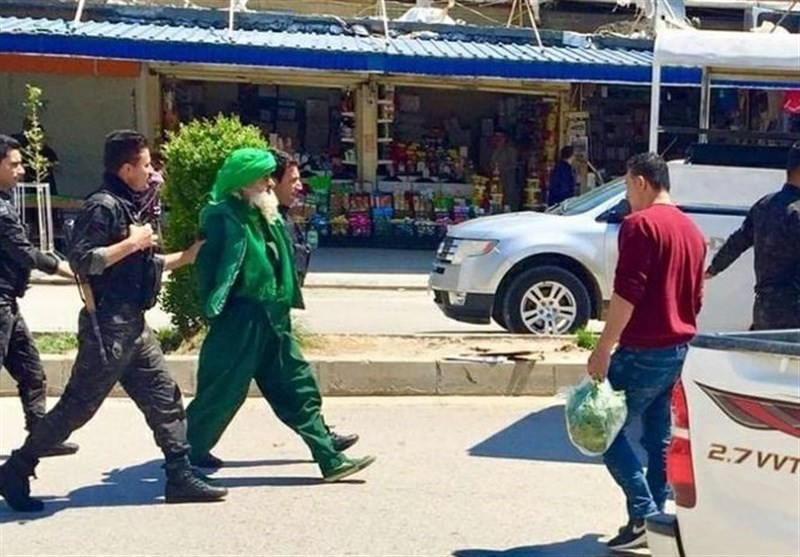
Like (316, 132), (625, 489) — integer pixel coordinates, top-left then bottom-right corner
(0, 130), (227, 512)
(587, 152), (706, 551)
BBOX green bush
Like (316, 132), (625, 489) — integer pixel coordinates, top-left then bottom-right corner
(34, 333), (78, 354)
(574, 327), (599, 351)
(160, 115), (268, 338)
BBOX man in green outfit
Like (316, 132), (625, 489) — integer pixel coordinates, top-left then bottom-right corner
(186, 148), (375, 482)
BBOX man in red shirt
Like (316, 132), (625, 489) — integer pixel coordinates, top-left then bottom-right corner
(588, 152), (706, 551)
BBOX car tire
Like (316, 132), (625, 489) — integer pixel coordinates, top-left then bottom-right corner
(492, 303), (509, 330)
(502, 265), (591, 335)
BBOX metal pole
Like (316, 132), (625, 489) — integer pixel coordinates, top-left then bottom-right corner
(699, 67), (711, 144)
(73, 0), (86, 24)
(228, 0), (236, 36)
(378, 0), (390, 40)
(649, 62), (662, 153)
(507, 0), (519, 27)
(524, 0), (543, 49)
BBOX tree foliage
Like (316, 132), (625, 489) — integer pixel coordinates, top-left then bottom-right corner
(160, 115), (267, 337)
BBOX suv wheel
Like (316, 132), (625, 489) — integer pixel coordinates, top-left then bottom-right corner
(501, 266), (591, 335)
(492, 304), (509, 330)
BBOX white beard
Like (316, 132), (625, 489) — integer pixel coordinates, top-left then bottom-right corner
(250, 190), (281, 224)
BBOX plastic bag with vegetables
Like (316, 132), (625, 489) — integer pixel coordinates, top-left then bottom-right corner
(564, 378), (627, 457)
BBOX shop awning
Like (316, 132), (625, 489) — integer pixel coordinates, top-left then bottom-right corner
(654, 29), (800, 79)
(0, 15), (699, 86)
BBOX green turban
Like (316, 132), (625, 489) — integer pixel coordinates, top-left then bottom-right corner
(211, 148), (277, 201)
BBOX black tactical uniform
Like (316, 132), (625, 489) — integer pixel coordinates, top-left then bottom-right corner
(279, 204), (311, 288)
(0, 174), (226, 512)
(0, 191), (79, 458)
(707, 183), (800, 330)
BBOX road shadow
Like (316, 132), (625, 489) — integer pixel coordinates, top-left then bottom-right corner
(0, 458), (348, 523)
(216, 458), (311, 468)
(216, 476), (364, 488)
(469, 405), (644, 465)
(453, 533), (614, 557)
(0, 459), (164, 523)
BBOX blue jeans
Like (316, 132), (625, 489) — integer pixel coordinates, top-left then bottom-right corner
(602, 344), (688, 521)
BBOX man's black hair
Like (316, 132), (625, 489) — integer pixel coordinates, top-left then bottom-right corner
(560, 146), (575, 160)
(0, 134), (21, 161)
(104, 130), (148, 174)
(626, 152), (671, 192)
(270, 149), (298, 182)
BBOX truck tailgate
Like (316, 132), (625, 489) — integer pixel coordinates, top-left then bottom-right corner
(679, 331), (800, 557)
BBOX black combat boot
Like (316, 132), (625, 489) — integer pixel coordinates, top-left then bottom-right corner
(325, 424), (359, 452)
(164, 457), (228, 504)
(0, 450), (43, 512)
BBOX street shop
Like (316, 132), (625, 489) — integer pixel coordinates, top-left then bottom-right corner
(154, 58), (586, 249)
(0, 11), (703, 249)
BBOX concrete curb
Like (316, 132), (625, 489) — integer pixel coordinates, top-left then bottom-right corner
(302, 283), (429, 291)
(0, 355), (586, 397)
(29, 275), (429, 291)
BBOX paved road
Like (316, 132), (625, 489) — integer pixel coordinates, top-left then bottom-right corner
(20, 284), (504, 335)
(0, 397), (638, 556)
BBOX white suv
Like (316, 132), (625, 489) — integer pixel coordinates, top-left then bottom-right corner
(429, 159), (784, 335)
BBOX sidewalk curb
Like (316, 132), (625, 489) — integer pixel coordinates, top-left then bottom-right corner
(0, 355), (585, 397)
(302, 284), (429, 291)
(29, 276), (429, 291)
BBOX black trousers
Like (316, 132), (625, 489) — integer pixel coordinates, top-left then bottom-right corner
(752, 293), (800, 331)
(20, 305), (190, 462)
(0, 299), (46, 431)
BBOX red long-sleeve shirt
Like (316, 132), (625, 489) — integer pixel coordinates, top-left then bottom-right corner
(614, 204), (707, 349)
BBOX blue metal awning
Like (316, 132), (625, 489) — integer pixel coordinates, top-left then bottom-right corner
(0, 16), (701, 86)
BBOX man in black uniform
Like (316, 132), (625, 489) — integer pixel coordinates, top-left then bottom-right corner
(706, 142), (800, 330)
(0, 134), (78, 457)
(0, 130), (227, 512)
(269, 149), (358, 452)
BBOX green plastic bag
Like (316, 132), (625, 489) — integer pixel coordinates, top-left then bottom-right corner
(564, 378), (627, 456)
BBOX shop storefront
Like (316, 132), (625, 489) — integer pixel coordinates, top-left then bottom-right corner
(317, 83), (570, 249)
(1, 11), (708, 250)
(155, 64), (573, 249)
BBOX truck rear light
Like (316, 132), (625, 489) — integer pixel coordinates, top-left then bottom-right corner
(667, 380), (697, 508)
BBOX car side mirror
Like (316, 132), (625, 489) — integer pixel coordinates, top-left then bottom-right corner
(600, 199), (630, 224)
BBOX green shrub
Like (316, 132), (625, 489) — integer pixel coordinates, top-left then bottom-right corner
(34, 333), (78, 354)
(160, 115), (267, 338)
(575, 327), (598, 351)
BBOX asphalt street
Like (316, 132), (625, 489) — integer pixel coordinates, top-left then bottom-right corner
(0, 397), (642, 557)
(20, 284), (504, 335)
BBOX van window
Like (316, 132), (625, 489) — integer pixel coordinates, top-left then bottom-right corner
(547, 179), (626, 216)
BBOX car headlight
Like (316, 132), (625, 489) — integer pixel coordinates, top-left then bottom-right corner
(451, 239), (498, 265)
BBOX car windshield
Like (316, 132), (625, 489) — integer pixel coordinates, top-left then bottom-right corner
(547, 179), (626, 216)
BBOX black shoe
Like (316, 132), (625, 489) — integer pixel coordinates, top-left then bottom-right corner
(607, 519), (647, 551)
(332, 432), (359, 452)
(38, 442), (79, 458)
(165, 468), (228, 504)
(189, 452), (224, 470)
(0, 452), (44, 513)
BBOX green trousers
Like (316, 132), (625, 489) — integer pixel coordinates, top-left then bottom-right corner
(186, 299), (344, 473)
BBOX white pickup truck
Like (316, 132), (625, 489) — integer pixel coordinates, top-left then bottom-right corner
(647, 330), (800, 557)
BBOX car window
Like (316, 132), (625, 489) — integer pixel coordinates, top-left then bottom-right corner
(547, 179), (626, 216)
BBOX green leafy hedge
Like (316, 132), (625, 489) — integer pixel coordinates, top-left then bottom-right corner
(160, 115), (267, 338)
